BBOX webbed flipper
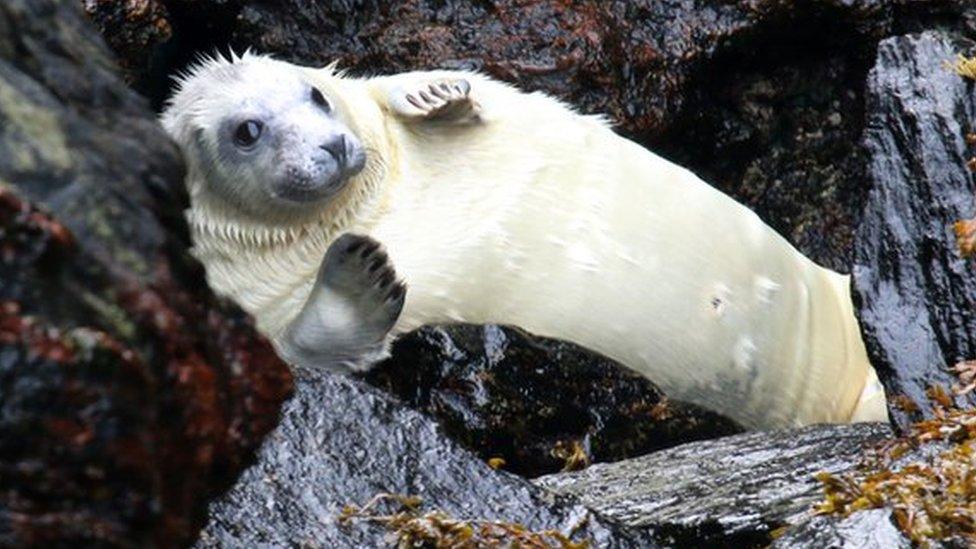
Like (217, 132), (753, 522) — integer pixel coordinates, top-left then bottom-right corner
(387, 78), (480, 124)
(278, 234), (405, 374)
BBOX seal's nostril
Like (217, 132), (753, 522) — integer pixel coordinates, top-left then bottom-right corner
(320, 136), (347, 166)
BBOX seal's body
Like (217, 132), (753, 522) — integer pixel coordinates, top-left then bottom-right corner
(163, 54), (887, 429)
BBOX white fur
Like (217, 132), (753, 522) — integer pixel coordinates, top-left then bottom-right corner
(162, 53), (888, 429)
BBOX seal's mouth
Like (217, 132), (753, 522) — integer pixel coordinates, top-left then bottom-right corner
(273, 182), (335, 203)
(273, 156), (364, 204)
(274, 173), (346, 203)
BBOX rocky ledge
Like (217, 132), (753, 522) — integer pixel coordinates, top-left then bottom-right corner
(536, 422), (894, 546)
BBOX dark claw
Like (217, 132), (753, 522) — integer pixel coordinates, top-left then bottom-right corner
(407, 94), (424, 109)
(457, 80), (471, 95)
(429, 84), (446, 99)
(418, 90), (433, 103)
(373, 266), (394, 286)
(377, 270), (395, 288)
(359, 241), (381, 258)
(367, 255), (386, 274)
(345, 238), (366, 254)
(387, 283), (406, 302)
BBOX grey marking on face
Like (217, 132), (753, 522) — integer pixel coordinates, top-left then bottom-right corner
(181, 60), (367, 217)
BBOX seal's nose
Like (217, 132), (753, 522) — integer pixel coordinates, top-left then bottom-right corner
(320, 135), (348, 167)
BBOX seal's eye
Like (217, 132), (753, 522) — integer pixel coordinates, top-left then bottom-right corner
(233, 120), (263, 148)
(311, 87), (331, 112)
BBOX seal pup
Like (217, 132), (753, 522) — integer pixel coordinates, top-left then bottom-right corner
(161, 53), (888, 429)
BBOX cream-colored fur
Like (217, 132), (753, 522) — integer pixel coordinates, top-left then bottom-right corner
(165, 54), (888, 430)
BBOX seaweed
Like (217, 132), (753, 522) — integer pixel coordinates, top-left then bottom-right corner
(338, 493), (590, 548)
(949, 54), (976, 80)
(815, 386), (976, 545)
(551, 439), (591, 472)
(954, 131), (976, 257)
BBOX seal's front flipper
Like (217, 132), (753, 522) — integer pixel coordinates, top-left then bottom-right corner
(277, 234), (406, 374)
(387, 78), (480, 124)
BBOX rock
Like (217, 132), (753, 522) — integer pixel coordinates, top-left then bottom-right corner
(852, 31), (976, 428)
(0, 0), (292, 545)
(535, 422), (893, 547)
(81, 0), (173, 87)
(772, 509), (911, 549)
(363, 324), (742, 478)
(196, 371), (659, 548)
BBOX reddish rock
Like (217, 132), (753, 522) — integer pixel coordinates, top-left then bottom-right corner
(0, 0), (292, 545)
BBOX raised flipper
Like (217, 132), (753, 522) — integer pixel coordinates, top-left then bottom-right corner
(277, 234), (406, 374)
(387, 77), (480, 124)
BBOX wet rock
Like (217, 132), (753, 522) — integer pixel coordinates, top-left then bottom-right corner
(0, 0), (292, 545)
(772, 509), (910, 549)
(824, 411), (976, 546)
(852, 31), (976, 428)
(82, 0), (173, 86)
(364, 324), (742, 478)
(535, 422), (892, 547)
(197, 371), (659, 548)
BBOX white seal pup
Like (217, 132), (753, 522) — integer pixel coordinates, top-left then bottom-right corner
(160, 53), (888, 429)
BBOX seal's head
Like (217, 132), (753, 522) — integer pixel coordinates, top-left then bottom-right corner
(161, 53), (366, 220)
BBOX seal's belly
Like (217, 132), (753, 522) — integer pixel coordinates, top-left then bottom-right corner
(481, 162), (831, 428)
(381, 115), (868, 430)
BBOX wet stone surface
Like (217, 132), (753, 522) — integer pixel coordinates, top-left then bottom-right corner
(852, 31), (976, 428)
(536, 422), (893, 547)
(364, 324), (743, 478)
(196, 371), (660, 548)
(772, 508), (911, 549)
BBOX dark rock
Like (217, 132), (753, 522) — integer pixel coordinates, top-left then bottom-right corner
(102, 1), (969, 133)
(82, 0), (173, 87)
(0, 0), (292, 546)
(535, 422), (893, 547)
(364, 324), (742, 478)
(196, 371), (659, 548)
(852, 31), (976, 428)
(772, 509), (911, 549)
